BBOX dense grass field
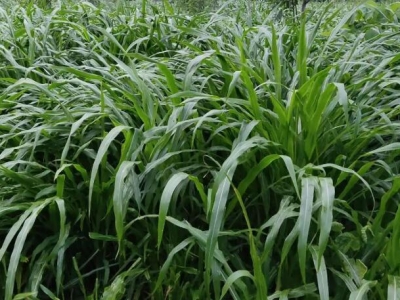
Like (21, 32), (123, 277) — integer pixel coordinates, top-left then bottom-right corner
(1, 0), (400, 299)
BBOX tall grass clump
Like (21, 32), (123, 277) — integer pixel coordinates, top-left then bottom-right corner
(1, 0), (400, 299)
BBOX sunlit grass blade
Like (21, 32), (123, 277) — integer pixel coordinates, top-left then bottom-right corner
(310, 246), (329, 300)
(298, 177), (316, 283)
(388, 275), (400, 300)
(349, 280), (377, 300)
(89, 126), (130, 215)
(317, 177), (334, 266)
(157, 172), (189, 248)
(220, 270), (254, 300)
(113, 161), (137, 255)
(260, 196), (298, 262)
(5, 199), (53, 300)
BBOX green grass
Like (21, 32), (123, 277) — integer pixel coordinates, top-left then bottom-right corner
(1, 0), (400, 299)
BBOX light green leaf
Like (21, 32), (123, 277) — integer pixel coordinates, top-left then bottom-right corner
(388, 275), (400, 300)
(158, 172), (189, 248)
(317, 177), (335, 266)
(310, 246), (329, 300)
(220, 270), (254, 300)
(89, 126), (130, 214)
(349, 280), (377, 300)
(298, 177), (316, 282)
(113, 161), (137, 253)
(6, 199), (53, 300)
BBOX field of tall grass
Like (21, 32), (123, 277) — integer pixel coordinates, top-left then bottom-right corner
(1, 0), (400, 299)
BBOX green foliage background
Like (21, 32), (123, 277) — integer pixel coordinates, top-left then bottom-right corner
(0, 0), (400, 299)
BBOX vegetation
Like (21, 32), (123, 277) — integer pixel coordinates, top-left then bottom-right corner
(1, 0), (400, 299)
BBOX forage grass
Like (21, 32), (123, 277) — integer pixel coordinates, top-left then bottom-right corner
(1, 0), (400, 299)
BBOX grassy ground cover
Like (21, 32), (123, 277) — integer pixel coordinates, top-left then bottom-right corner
(1, 0), (400, 299)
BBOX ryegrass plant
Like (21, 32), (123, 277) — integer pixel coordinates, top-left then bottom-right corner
(1, 0), (400, 299)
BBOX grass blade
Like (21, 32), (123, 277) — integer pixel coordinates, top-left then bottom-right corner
(157, 172), (189, 249)
(310, 246), (329, 300)
(317, 177), (335, 266)
(388, 275), (400, 300)
(298, 177), (316, 283)
(89, 126), (130, 215)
